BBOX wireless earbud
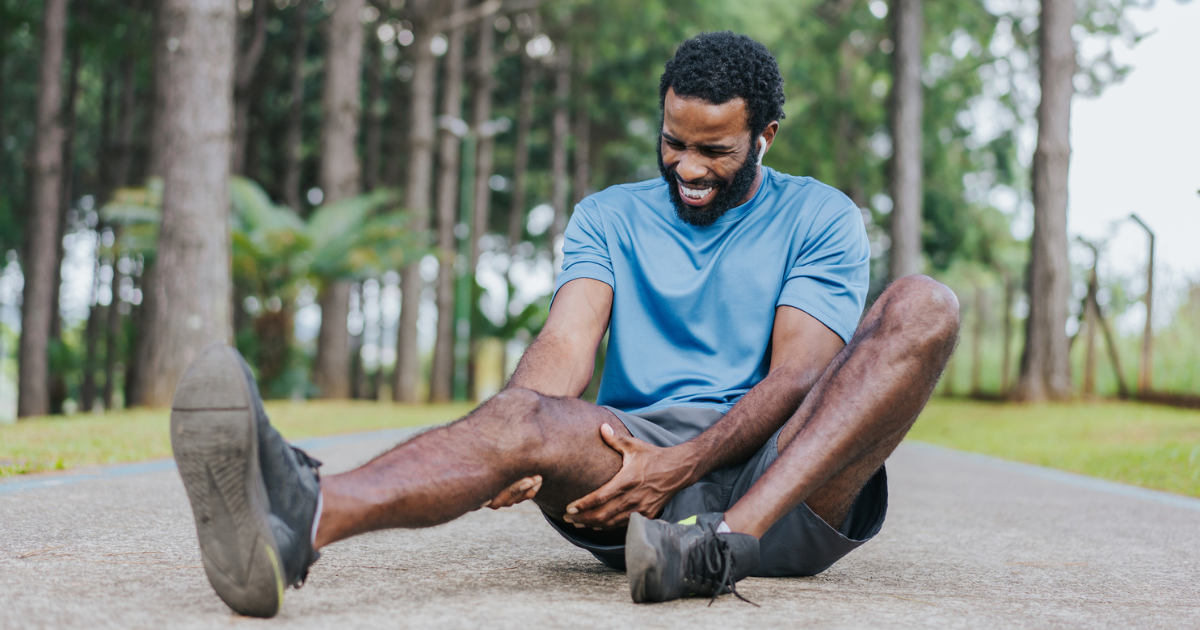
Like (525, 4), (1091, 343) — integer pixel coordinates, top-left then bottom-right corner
(757, 137), (767, 165)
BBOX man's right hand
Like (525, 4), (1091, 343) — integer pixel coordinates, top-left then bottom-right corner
(481, 475), (543, 510)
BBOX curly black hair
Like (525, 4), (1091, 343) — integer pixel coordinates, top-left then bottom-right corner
(659, 32), (786, 139)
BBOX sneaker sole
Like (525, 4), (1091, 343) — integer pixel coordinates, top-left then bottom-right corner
(625, 512), (663, 603)
(170, 343), (284, 618)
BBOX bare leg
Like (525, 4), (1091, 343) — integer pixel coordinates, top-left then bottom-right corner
(314, 389), (632, 548)
(725, 275), (960, 536)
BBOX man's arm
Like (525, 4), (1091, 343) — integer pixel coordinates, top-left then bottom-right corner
(507, 278), (613, 396)
(480, 278), (613, 510)
(563, 305), (844, 528)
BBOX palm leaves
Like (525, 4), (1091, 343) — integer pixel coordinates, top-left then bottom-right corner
(101, 176), (425, 293)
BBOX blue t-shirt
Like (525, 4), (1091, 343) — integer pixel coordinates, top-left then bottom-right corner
(554, 166), (870, 415)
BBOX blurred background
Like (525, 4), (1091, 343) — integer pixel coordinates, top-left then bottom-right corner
(1, 0), (1198, 424)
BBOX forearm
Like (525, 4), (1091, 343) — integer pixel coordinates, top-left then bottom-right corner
(673, 363), (825, 484)
(506, 331), (595, 398)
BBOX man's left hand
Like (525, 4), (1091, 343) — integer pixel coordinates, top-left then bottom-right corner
(563, 424), (696, 530)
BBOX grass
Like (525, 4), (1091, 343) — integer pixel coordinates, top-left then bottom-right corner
(0, 401), (475, 477)
(910, 398), (1200, 498)
(2, 398), (1198, 499)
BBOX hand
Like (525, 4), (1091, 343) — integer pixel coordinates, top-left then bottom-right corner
(480, 475), (543, 510)
(563, 424), (695, 530)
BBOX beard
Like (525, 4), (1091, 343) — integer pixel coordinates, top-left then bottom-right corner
(657, 140), (760, 227)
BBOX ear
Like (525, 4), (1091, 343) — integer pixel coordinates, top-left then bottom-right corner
(758, 120), (780, 165)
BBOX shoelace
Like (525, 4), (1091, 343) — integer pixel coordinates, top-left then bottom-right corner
(291, 447), (323, 481)
(687, 535), (759, 607)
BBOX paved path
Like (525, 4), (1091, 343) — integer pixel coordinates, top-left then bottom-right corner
(2, 428), (1198, 629)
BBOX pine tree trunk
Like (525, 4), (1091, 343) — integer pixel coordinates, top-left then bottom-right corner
(970, 282), (986, 396)
(429, 0), (467, 403)
(1014, 0), (1075, 402)
(548, 47), (570, 270)
(572, 86), (590, 206)
(888, 0), (923, 280)
(393, 19), (438, 403)
(103, 256), (124, 411)
(281, 0), (311, 212)
(133, 0), (237, 407)
(80, 253), (104, 412)
(312, 0), (364, 399)
(363, 34), (383, 192)
(18, 0), (68, 418)
(466, 12), (496, 400)
(231, 0), (267, 175)
(500, 42), (536, 382)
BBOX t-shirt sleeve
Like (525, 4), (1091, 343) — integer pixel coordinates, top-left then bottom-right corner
(553, 199), (615, 300)
(777, 202), (870, 343)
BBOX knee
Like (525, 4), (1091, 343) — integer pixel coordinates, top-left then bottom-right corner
(878, 275), (961, 353)
(485, 388), (549, 451)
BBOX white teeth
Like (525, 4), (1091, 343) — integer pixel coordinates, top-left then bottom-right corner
(680, 184), (713, 200)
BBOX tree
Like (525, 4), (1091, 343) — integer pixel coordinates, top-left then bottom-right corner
(546, 44), (570, 268)
(888, 0), (923, 280)
(1014, 0), (1075, 402)
(429, 0), (468, 403)
(231, 0), (268, 176)
(394, 2), (443, 403)
(18, 0), (69, 418)
(466, 12), (498, 399)
(281, 0), (312, 213)
(132, 0), (236, 407)
(312, 0), (365, 399)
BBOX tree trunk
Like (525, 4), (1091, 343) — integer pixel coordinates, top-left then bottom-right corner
(500, 41), (536, 382)
(111, 53), (139, 197)
(548, 47), (570, 270)
(363, 33), (383, 192)
(132, 0), (237, 408)
(231, 0), (268, 176)
(281, 0), (311, 212)
(103, 255), (124, 411)
(47, 43), (83, 415)
(1000, 275), (1014, 395)
(382, 65), (409, 189)
(18, 0), (68, 418)
(466, 11), (496, 400)
(888, 0), (923, 280)
(571, 52), (591, 208)
(429, 0), (467, 403)
(393, 19), (438, 403)
(1014, 0), (1075, 402)
(312, 0), (365, 399)
(1082, 264), (1099, 397)
(80, 250), (104, 412)
(970, 282), (986, 397)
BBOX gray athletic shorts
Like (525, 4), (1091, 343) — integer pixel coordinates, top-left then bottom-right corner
(544, 406), (888, 577)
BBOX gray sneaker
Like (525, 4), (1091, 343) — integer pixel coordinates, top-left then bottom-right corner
(170, 343), (322, 618)
(625, 512), (759, 605)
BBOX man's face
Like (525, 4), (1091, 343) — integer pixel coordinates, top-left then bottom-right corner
(657, 88), (769, 227)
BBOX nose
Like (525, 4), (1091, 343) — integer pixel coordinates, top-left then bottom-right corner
(675, 151), (709, 183)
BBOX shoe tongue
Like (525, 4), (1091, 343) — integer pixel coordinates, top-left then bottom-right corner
(694, 512), (726, 532)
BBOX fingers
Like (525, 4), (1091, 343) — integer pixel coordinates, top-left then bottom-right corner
(599, 423), (629, 451)
(486, 475), (542, 510)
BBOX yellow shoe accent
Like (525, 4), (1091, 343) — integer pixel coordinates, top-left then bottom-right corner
(264, 545), (285, 608)
(677, 515), (698, 525)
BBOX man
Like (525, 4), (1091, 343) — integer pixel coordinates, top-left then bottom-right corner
(170, 32), (959, 618)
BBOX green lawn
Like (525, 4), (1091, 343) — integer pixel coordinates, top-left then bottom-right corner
(0, 401), (475, 477)
(910, 398), (1200, 497)
(2, 399), (1198, 499)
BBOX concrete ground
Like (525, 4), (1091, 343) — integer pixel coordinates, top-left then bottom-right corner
(2, 427), (1198, 629)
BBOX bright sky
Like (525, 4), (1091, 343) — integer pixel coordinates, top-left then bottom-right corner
(1069, 0), (1200, 315)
